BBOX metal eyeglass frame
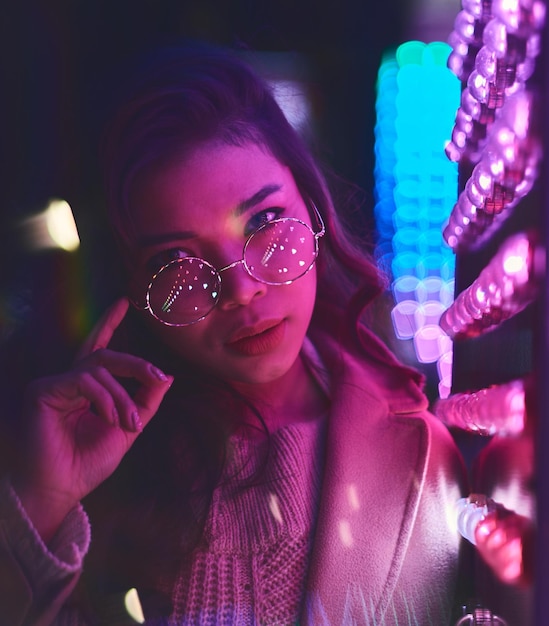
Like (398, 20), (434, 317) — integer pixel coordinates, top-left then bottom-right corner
(137, 202), (326, 326)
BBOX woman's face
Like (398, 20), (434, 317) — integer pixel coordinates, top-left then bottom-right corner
(127, 140), (318, 386)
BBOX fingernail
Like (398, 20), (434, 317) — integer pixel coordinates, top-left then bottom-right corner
(150, 365), (168, 382)
(132, 411), (143, 432)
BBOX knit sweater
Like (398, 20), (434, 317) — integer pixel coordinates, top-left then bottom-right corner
(168, 417), (325, 625)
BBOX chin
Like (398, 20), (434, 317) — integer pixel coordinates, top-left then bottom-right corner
(224, 352), (299, 387)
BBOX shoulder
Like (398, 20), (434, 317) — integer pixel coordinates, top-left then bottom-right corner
(308, 303), (428, 413)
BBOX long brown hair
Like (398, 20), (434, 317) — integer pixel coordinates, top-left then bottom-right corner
(84, 41), (385, 611)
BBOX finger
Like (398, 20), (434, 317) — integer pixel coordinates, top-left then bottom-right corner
(80, 350), (173, 430)
(76, 298), (130, 361)
(133, 374), (174, 430)
(83, 349), (170, 388)
(90, 365), (140, 430)
(33, 371), (123, 429)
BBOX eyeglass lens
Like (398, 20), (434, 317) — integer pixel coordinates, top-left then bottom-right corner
(147, 219), (318, 325)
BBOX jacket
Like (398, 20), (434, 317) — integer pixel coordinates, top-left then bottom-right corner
(0, 305), (468, 625)
(301, 307), (468, 624)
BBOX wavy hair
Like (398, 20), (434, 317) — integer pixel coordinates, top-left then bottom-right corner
(101, 42), (384, 322)
(85, 42), (385, 610)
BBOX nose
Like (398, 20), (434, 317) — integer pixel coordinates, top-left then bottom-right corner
(217, 260), (267, 310)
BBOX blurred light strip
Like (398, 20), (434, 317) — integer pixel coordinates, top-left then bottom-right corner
(435, 378), (525, 435)
(446, 0), (545, 163)
(373, 41), (459, 393)
(443, 89), (542, 251)
(440, 231), (543, 339)
(443, 0), (545, 252)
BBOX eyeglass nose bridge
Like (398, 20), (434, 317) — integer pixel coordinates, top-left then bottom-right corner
(137, 205), (325, 326)
(218, 257), (246, 275)
(217, 256), (267, 291)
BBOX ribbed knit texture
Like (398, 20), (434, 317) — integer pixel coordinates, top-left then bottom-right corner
(169, 418), (325, 625)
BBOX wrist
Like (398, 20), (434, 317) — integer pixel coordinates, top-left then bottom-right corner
(11, 479), (79, 544)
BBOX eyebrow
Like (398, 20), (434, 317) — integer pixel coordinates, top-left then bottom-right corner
(137, 183), (283, 249)
(234, 184), (283, 216)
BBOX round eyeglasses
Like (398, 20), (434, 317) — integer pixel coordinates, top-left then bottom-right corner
(137, 204), (325, 326)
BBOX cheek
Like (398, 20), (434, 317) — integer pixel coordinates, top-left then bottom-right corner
(291, 268), (317, 315)
(143, 314), (215, 363)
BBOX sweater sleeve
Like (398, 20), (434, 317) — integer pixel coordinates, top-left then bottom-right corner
(0, 477), (91, 626)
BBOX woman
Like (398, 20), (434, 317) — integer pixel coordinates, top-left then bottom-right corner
(0, 44), (467, 625)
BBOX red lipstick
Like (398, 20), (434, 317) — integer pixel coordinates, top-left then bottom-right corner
(226, 320), (286, 356)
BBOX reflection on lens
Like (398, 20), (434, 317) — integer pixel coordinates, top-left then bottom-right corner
(245, 219), (317, 284)
(147, 258), (220, 325)
(145, 218), (321, 326)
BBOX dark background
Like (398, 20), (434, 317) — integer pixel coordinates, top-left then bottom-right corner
(0, 0), (461, 358)
(0, 0), (425, 363)
(0, 0), (413, 223)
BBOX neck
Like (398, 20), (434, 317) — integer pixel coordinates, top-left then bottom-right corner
(230, 355), (329, 434)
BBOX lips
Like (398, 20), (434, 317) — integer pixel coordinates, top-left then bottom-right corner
(226, 319), (286, 356)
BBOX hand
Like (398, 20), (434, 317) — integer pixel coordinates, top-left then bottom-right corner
(13, 298), (173, 542)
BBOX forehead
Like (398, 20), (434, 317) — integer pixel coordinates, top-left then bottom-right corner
(129, 141), (298, 234)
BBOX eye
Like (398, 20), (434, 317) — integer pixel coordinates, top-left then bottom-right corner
(146, 248), (193, 274)
(244, 207), (284, 237)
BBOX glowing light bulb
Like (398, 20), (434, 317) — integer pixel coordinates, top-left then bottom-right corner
(435, 378), (525, 436)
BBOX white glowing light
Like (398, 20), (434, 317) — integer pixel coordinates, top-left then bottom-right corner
(503, 254), (525, 275)
(124, 588), (145, 623)
(21, 198), (80, 252)
(45, 199), (80, 251)
(269, 79), (311, 132)
(456, 496), (491, 545)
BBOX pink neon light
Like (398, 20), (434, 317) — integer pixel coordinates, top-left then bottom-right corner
(435, 378), (525, 435)
(456, 494), (532, 586)
(440, 232), (541, 338)
(444, 90), (542, 251)
(445, 0), (545, 167)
